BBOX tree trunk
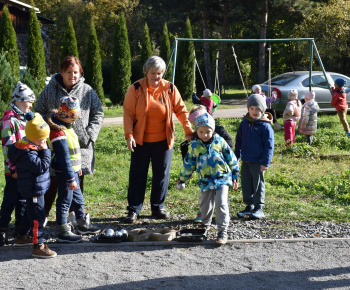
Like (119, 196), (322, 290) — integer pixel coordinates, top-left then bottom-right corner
(258, 0), (268, 83)
(202, 10), (213, 91)
(219, 0), (228, 95)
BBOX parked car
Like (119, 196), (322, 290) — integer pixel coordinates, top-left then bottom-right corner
(258, 71), (350, 114)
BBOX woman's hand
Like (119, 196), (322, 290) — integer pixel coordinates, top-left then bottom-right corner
(69, 181), (78, 190)
(127, 136), (136, 152)
(260, 165), (268, 172)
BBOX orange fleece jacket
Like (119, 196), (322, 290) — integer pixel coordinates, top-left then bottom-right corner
(123, 78), (193, 149)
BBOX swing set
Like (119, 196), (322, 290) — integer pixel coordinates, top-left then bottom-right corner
(164, 38), (333, 108)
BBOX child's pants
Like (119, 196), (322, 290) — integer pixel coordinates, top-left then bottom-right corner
(200, 185), (230, 232)
(241, 161), (265, 210)
(0, 175), (27, 230)
(337, 109), (350, 132)
(56, 172), (85, 226)
(284, 120), (297, 145)
(306, 135), (313, 145)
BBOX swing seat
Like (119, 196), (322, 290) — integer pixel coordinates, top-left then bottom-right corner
(211, 93), (220, 113)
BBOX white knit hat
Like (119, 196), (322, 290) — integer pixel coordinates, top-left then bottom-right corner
(11, 82), (35, 103)
(288, 89), (298, 100)
(305, 91), (315, 101)
(203, 89), (212, 98)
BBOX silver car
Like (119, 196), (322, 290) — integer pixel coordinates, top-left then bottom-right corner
(258, 71), (350, 114)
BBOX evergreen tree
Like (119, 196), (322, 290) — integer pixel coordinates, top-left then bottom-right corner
(110, 13), (131, 105)
(27, 8), (46, 90)
(175, 18), (194, 101)
(140, 23), (152, 74)
(85, 19), (105, 105)
(61, 16), (79, 59)
(0, 5), (20, 79)
(0, 51), (17, 114)
(20, 68), (41, 98)
(160, 22), (172, 81)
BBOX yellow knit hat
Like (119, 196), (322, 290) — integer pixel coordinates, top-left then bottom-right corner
(25, 112), (50, 141)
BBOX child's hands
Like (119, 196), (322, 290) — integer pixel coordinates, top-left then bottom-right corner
(12, 173), (17, 179)
(69, 181), (78, 190)
(232, 180), (238, 190)
(260, 165), (268, 172)
(39, 140), (48, 150)
(79, 170), (82, 176)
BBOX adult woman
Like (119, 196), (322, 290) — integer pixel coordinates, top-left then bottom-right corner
(123, 56), (193, 223)
(35, 56), (104, 221)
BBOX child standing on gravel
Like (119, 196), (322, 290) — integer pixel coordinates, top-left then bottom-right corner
(8, 112), (57, 258)
(283, 89), (301, 146)
(331, 78), (350, 137)
(234, 94), (274, 220)
(298, 91), (319, 145)
(46, 97), (100, 243)
(176, 113), (239, 246)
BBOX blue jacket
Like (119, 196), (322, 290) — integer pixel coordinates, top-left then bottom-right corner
(7, 139), (51, 198)
(234, 113), (274, 167)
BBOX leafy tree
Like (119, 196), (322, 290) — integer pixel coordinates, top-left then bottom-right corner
(175, 18), (194, 100)
(110, 13), (132, 105)
(61, 16), (79, 59)
(160, 22), (172, 81)
(85, 19), (105, 105)
(140, 23), (152, 73)
(0, 5), (20, 79)
(27, 8), (46, 90)
(0, 51), (17, 114)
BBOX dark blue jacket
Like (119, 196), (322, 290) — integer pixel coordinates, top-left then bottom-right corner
(234, 114), (274, 167)
(8, 140), (51, 198)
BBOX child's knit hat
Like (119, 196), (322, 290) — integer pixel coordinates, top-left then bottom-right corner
(11, 82), (35, 103)
(25, 112), (50, 141)
(305, 91), (315, 101)
(335, 78), (346, 88)
(56, 96), (81, 120)
(247, 94), (266, 113)
(252, 84), (261, 93)
(195, 112), (215, 131)
(203, 89), (212, 98)
(288, 89), (298, 100)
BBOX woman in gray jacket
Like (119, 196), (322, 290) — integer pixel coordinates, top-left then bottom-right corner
(35, 56), (104, 221)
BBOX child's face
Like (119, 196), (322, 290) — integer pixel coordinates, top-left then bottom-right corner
(254, 88), (262, 94)
(249, 106), (263, 120)
(334, 83), (339, 89)
(32, 139), (46, 147)
(197, 126), (213, 142)
(15, 101), (34, 113)
(58, 116), (78, 124)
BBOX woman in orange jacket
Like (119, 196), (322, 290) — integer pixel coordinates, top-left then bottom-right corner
(123, 56), (193, 223)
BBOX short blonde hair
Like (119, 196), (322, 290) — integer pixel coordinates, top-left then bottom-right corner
(189, 105), (206, 115)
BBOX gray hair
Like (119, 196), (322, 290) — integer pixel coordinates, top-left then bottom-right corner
(143, 56), (166, 75)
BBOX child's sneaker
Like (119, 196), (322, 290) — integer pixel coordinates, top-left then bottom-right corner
(215, 231), (228, 246)
(32, 243), (57, 258)
(250, 208), (265, 219)
(76, 213), (101, 235)
(43, 217), (48, 228)
(15, 235), (33, 246)
(0, 229), (8, 246)
(194, 212), (202, 223)
(68, 211), (78, 227)
(57, 223), (82, 243)
(237, 206), (253, 218)
(346, 132), (350, 138)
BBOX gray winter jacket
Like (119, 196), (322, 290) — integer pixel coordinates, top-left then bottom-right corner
(298, 100), (319, 136)
(35, 73), (104, 175)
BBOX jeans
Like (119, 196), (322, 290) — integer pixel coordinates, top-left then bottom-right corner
(127, 140), (173, 214)
(55, 172), (85, 226)
(0, 175), (27, 230)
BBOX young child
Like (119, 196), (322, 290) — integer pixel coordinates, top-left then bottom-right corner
(176, 113), (239, 246)
(331, 78), (350, 137)
(283, 89), (301, 146)
(192, 89), (217, 115)
(7, 112), (57, 258)
(46, 97), (100, 243)
(234, 94), (274, 219)
(252, 84), (283, 131)
(185, 105), (233, 223)
(0, 82), (35, 246)
(298, 91), (319, 145)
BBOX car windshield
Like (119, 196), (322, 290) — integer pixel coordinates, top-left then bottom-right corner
(263, 73), (299, 86)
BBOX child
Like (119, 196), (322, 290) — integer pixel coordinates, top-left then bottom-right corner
(176, 113), (239, 246)
(192, 89), (217, 115)
(46, 97), (100, 243)
(298, 91), (319, 145)
(0, 82), (35, 246)
(185, 105), (233, 223)
(234, 94), (274, 219)
(7, 112), (57, 258)
(331, 78), (350, 137)
(252, 84), (283, 131)
(283, 89), (301, 146)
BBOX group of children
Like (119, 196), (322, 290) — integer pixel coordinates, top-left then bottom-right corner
(0, 82), (100, 258)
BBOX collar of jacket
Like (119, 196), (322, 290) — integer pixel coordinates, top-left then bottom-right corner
(15, 139), (39, 151)
(244, 112), (273, 124)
